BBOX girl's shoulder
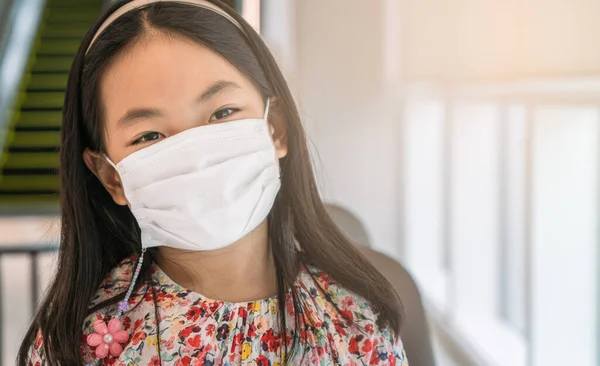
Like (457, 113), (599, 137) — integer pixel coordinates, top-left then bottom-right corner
(296, 267), (409, 365)
(89, 256), (138, 309)
(298, 266), (381, 328)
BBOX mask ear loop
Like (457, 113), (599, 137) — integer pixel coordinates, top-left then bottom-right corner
(264, 98), (276, 137)
(103, 154), (118, 170)
(101, 155), (144, 316)
(263, 98), (271, 121)
(99, 154), (145, 315)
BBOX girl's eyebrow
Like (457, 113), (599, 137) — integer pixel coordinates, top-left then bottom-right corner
(116, 80), (241, 130)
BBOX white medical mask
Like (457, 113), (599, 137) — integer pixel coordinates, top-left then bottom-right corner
(106, 99), (280, 251)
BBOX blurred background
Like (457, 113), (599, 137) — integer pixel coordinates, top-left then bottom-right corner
(0, 0), (598, 365)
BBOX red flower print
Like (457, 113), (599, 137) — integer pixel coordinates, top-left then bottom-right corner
(205, 323), (216, 337)
(122, 316), (131, 331)
(341, 309), (355, 322)
(361, 338), (373, 354)
(319, 272), (331, 291)
(175, 356), (192, 366)
(149, 355), (161, 366)
(179, 325), (199, 339)
(231, 332), (243, 352)
(156, 291), (173, 302)
(186, 306), (203, 322)
(342, 296), (355, 308)
(316, 345), (324, 356)
(130, 330), (146, 346)
(298, 328), (307, 342)
(133, 318), (144, 331)
(286, 297), (295, 316)
(247, 323), (257, 338)
(257, 354), (269, 366)
(209, 301), (220, 314)
(187, 334), (201, 348)
(334, 322), (348, 337)
(260, 329), (280, 353)
(349, 337), (359, 354)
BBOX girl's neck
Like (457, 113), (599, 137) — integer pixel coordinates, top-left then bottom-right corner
(154, 220), (277, 302)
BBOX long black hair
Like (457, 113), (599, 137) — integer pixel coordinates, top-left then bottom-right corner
(18, 1), (403, 364)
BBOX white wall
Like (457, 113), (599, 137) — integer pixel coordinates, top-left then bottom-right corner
(401, 0), (600, 81)
(263, 0), (402, 256)
(287, 0), (401, 256)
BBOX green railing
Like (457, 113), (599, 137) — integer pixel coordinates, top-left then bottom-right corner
(0, 0), (46, 154)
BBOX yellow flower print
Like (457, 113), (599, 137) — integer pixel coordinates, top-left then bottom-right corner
(241, 342), (252, 360)
(315, 295), (326, 308)
(146, 335), (158, 349)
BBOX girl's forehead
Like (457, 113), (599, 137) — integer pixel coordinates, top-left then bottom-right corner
(100, 36), (254, 121)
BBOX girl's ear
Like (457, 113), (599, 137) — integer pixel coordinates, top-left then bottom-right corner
(267, 97), (287, 159)
(82, 149), (129, 206)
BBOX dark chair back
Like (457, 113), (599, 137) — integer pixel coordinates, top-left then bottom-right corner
(324, 203), (371, 247)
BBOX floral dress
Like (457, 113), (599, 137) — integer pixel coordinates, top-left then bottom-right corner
(31, 257), (409, 365)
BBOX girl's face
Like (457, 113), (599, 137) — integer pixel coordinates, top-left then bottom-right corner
(83, 34), (287, 206)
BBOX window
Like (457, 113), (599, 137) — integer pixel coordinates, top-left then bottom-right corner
(403, 98), (450, 311)
(401, 81), (599, 366)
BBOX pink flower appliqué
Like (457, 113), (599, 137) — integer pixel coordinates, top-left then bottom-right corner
(86, 319), (129, 358)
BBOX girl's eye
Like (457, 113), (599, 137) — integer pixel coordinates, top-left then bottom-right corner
(209, 108), (238, 123)
(133, 132), (164, 145)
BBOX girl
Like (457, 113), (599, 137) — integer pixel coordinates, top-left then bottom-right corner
(18, 0), (408, 364)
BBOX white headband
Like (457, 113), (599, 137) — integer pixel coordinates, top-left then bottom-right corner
(87, 0), (243, 53)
